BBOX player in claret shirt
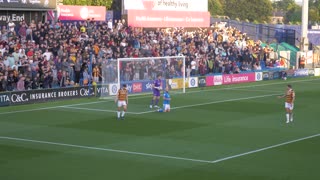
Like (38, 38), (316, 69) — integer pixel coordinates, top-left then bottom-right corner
(115, 84), (128, 120)
(278, 84), (295, 123)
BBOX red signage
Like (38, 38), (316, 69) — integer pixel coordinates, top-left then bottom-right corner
(128, 10), (210, 27)
(57, 5), (106, 21)
(206, 76), (214, 86)
(133, 83), (142, 93)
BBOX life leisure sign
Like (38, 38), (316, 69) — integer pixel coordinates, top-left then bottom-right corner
(0, 0), (56, 10)
(125, 0), (210, 27)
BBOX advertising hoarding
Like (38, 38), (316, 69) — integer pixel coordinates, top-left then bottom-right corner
(188, 77), (198, 88)
(222, 73), (256, 85)
(128, 10), (210, 27)
(124, 0), (208, 12)
(57, 5), (106, 21)
(206, 76), (214, 86)
(126, 0), (210, 27)
(0, 92), (10, 107)
(109, 84), (119, 96)
(6, 86), (93, 106)
(293, 69), (309, 77)
(255, 72), (263, 81)
(169, 78), (184, 90)
(315, 68), (320, 76)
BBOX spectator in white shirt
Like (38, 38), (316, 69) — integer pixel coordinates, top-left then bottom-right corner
(8, 20), (15, 32)
(43, 49), (52, 61)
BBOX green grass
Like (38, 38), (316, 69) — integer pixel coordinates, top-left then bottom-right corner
(0, 77), (320, 180)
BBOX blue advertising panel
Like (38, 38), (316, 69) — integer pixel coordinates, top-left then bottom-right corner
(294, 69), (309, 77)
(273, 71), (281, 79)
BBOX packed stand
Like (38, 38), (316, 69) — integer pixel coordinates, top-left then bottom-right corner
(0, 19), (281, 92)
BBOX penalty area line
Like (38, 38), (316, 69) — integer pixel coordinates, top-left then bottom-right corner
(0, 133), (319, 164)
(62, 106), (141, 115)
(0, 136), (212, 164)
(137, 93), (280, 115)
(210, 133), (320, 163)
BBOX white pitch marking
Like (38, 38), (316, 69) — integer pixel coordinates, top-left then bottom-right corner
(211, 133), (320, 163)
(137, 93), (280, 114)
(0, 136), (212, 163)
(0, 133), (319, 164)
(62, 106), (141, 114)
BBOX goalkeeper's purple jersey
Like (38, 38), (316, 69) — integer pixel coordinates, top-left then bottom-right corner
(153, 79), (162, 96)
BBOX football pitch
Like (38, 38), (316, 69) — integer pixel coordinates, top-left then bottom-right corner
(0, 77), (319, 180)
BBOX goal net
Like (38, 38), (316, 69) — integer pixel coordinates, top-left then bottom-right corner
(100, 56), (186, 98)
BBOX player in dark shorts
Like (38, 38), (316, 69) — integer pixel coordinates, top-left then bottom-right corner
(150, 74), (162, 108)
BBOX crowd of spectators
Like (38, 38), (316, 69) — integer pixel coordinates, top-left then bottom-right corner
(0, 18), (282, 92)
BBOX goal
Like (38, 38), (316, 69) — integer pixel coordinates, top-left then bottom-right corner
(105, 56), (186, 97)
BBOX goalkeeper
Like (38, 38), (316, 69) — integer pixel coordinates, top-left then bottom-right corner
(150, 74), (162, 108)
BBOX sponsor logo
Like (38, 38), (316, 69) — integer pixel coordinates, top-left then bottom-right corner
(294, 69), (309, 77)
(57, 90), (78, 97)
(223, 75), (249, 83)
(273, 71), (280, 79)
(256, 72), (262, 81)
(126, 84), (133, 93)
(133, 83), (142, 93)
(11, 93), (29, 103)
(222, 73), (255, 84)
(80, 88), (94, 96)
(190, 78), (196, 87)
(111, 84), (118, 94)
(29, 92), (57, 100)
(145, 82), (153, 90)
(199, 79), (206, 84)
(198, 77), (206, 87)
(171, 82), (178, 89)
(0, 94), (10, 103)
(97, 86), (108, 94)
(308, 69), (315, 76)
(268, 72), (274, 80)
(262, 72), (269, 80)
(214, 75), (222, 85)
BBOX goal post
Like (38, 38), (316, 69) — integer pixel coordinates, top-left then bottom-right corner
(116, 56), (186, 95)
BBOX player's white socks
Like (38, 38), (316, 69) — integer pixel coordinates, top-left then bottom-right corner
(117, 111), (121, 118)
(286, 113), (290, 123)
(290, 113), (293, 122)
(121, 111), (126, 117)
